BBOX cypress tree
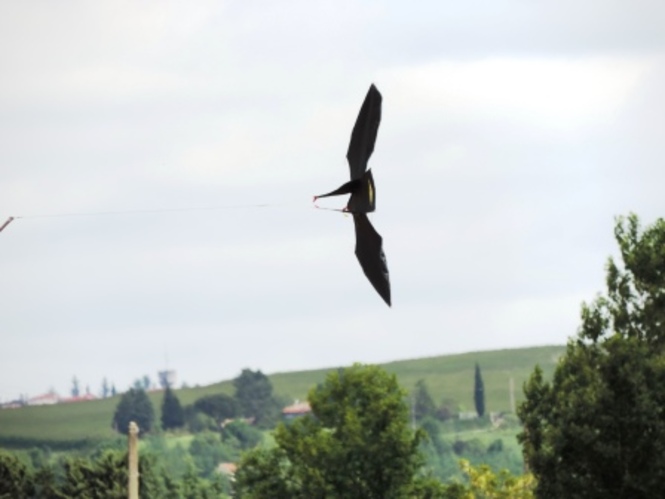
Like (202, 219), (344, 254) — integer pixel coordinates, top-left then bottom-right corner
(474, 363), (485, 417)
(161, 386), (185, 430)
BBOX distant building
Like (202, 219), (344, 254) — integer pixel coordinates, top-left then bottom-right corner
(158, 370), (177, 389)
(0, 400), (24, 410)
(27, 392), (60, 406)
(282, 400), (311, 420)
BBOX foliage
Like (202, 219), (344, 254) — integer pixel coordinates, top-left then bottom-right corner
(180, 457), (227, 498)
(142, 436), (189, 479)
(60, 450), (171, 497)
(474, 363), (485, 417)
(33, 465), (62, 498)
(233, 369), (280, 428)
(60, 450), (127, 498)
(193, 393), (239, 425)
(413, 379), (437, 421)
(518, 214), (665, 497)
(408, 460), (534, 498)
(435, 397), (458, 421)
(0, 446), (229, 498)
(235, 447), (295, 499)
(444, 459), (535, 498)
(161, 386), (185, 431)
(184, 406), (218, 433)
(189, 432), (235, 478)
(418, 417), (525, 483)
(112, 388), (155, 435)
(235, 364), (423, 498)
(409, 475), (455, 498)
(221, 420), (263, 450)
(0, 450), (34, 498)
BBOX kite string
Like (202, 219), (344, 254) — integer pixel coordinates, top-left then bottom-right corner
(8, 201), (313, 220)
(1, 200), (351, 232)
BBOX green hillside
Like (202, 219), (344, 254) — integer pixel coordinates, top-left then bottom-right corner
(0, 345), (564, 449)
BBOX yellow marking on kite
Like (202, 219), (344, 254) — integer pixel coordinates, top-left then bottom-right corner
(368, 182), (374, 205)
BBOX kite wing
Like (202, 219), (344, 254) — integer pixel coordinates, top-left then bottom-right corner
(353, 213), (391, 306)
(346, 84), (382, 181)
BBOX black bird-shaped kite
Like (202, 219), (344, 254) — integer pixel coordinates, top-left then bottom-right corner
(314, 84), (391, 307)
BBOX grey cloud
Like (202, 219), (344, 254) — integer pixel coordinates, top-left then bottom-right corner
(2, 1), (665, 399)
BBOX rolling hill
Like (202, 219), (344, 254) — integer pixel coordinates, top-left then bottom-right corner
(0, 345), (564, 449)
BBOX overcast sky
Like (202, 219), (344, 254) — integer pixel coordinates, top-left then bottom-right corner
(1, 1), (664, 401)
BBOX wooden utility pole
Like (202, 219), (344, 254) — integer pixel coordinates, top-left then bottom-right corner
(128, 421), (139, 499)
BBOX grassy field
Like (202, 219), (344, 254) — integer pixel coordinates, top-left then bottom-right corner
(0, 345), (564, 449)
(266, 344), (564, 412)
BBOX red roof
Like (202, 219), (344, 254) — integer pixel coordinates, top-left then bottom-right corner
(61, 394), (98, 403)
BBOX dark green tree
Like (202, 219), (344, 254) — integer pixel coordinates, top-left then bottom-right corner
(235, 448), (296, 498)
(235, 364), (424, 498)
(184, 404), (217, 433)
(435, 397), (458, 421)
(33, 465), (61, 499)
(222, 420), (263, 450)
(194, 393), (239, 425)
(0, 450), (34, 498)
(179, 457), (226, 498)
(59, 449), (168, 498)
(233, 369), (279, 427)
(112, 388), (155, 435)
(161, 385), (185, 430)
(413, 379), (436, 421)
(60, 451), (127, 498)
(473, 363), (485, 417)
(518, 214), (665, 497)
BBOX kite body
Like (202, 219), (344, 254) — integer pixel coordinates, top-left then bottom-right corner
(315, 169), (376, 213)
(315, 84), (391, 306)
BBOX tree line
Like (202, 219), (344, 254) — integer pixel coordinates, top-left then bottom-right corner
(112, 368), (284, 436)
